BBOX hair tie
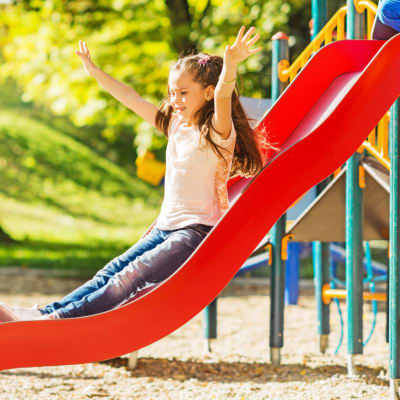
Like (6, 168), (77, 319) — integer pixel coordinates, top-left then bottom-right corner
(198, 55), (211, 65)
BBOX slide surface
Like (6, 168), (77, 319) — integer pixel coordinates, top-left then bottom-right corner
(1, 35), (400, 370)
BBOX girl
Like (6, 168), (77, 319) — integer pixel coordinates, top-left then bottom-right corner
(0, 26), (273, 322)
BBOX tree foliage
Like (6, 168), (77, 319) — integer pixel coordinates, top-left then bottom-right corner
(0, 0), (317, 166)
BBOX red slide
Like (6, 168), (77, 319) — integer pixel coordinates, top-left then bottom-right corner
(1, 35), (400, 370)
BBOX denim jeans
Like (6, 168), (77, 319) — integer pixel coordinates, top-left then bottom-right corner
(40, 223), (212, 318)
(378, 0), (400, 32)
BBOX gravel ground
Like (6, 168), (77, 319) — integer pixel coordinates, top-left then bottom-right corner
(0, 272), (391, 400)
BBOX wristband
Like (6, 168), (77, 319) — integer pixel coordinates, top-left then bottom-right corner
(222, 76), (237, 84)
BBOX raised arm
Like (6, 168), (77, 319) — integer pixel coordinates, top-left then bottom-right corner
(213, 26), (262, 139)
(76, 40), (160, 130)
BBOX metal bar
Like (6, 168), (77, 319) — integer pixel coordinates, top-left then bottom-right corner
(345, 0), (364, 375)
(322, 285), (387, 303)
(311, 0), (328, 39)
(203, 298), (217, 352)
(345, 152), (364, 359)
(389, 99), (400, 397)
(311, 0), (330, 356)
(285, 242), (301, 305)
(314, 242), (331, 353)
(269, 33), (289, 367)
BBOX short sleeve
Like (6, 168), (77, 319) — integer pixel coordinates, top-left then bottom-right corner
(168, 113), (179, 138)
(210, 120), (237, 146)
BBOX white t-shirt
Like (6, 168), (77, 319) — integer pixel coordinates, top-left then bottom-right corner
(154, 113), (237, 230)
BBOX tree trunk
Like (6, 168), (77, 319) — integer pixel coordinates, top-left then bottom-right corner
(165, 0), (197, 55)
(0, 225), (15, 244)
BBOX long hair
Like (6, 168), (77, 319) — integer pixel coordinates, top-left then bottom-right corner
(155, 52), (280, 178)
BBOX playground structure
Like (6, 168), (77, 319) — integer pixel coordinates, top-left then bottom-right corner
(0, 24), (399, 367)
(179, 0), (396, 386)
(267, 1), (400, 398)
(136, 1), (400, 396)
(0, 1), (400, 400)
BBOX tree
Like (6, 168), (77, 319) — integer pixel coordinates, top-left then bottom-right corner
(0, 0), (313, 166)
(0, 224), (14, 243)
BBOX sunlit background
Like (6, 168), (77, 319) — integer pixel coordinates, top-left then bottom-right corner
(0, 0), (360, 276)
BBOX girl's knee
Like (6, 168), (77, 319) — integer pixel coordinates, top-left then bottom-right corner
(112, 263), (147, 296)
(379, 0), (400, 24)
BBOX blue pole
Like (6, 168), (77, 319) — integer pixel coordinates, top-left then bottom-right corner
(285, 242), (300, 305)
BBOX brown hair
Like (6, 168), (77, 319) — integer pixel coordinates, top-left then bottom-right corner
(155, 52), (280, 178)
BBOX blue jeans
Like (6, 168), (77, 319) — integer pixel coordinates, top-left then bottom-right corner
(378, 0), (400, 32)
(40, 223), (212, 318)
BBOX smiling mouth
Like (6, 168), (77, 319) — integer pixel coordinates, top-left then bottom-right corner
(176, 107), (185, 112)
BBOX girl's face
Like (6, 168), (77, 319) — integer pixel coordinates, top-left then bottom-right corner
(168, 70), (214, 127)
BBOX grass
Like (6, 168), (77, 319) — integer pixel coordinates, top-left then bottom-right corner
(0, 102), (163, 277)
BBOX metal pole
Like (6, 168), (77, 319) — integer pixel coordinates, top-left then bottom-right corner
(270, 32), (289, 366)
(345, 153), (364, 376)
(389, 99), (400, 400)
(347, 0), (365, 39)
(311, 0), (327, 40)
(203, 298), (217, 352)
(345, 0), (365, 377)
(285, 242), (301, 305)
(313, 241), (331, 353)
(311, 0), (330, 354)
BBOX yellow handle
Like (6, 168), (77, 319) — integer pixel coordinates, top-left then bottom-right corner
(264, 243), (273, 266)
(359, 165), (366, 189)
(281, 234), (294, 260)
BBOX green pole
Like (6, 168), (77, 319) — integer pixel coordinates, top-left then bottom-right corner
(271, 33), (289, 103)
(345, 153), (364, 374)
(203, 298), (217, 352)
(313, 240), (331, 353)
(347, 0), (364, 39)
(270, 32), (289, 366)
(345, 0), (364, 377)
(389, 99), (400, 399)
(311, 0), (327, 40)
(311, 0), (330, 354)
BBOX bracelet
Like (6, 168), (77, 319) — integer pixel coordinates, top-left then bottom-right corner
(222, 76), (237, 84)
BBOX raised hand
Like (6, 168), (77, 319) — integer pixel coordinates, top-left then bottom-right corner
(75, 40), (96, 76)
(224, 26), (262, 67)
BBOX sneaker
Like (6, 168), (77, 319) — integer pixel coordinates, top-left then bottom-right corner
(39, 312), (60, 320)
(0, 301), (43, 321)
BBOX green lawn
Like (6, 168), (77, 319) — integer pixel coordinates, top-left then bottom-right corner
(0, 106), (162, 277)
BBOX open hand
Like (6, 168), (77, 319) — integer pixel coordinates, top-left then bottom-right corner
(75, 40), (96, 76)
(224, 26), (262, 67)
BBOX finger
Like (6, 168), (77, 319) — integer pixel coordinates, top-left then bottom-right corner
(233, 26), (245, 45)
(79, 40), (84, 53)
(242, 26), (256, 43)
(249, 47), (262, 55)
(247, 33), (260, 47)
(83, 41), (89, 55)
